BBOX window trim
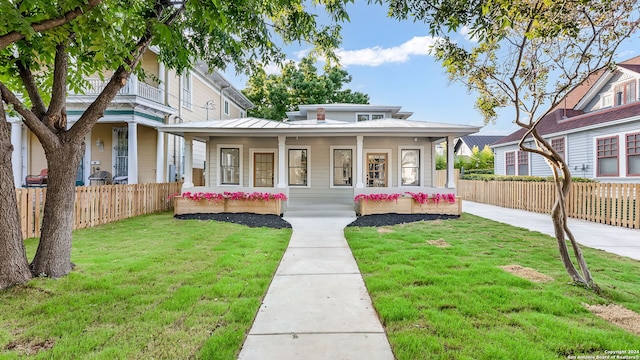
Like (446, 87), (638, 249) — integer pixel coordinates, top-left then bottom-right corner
(216, 144), (243, 186)
(505, 151), (516, 175)
(365, 149), (392, 188)
(287, 146), (311, 187)
(356, 113), (385, 121)
(398, 146), (424, 187)
(626, 132), (640, 176)
(181, 72), (192, 110)
(224, 99), (230, 115)
(330, 146), (356, 188)
(596, 135), (619, 177)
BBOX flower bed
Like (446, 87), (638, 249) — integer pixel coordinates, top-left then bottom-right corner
(174, 191), (287, 215)
(355, 192), (461, 216)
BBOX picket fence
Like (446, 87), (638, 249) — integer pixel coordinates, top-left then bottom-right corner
(15, 182), (182, 240)
(457, 180), (640, 229)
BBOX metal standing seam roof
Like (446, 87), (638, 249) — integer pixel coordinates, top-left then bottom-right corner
(158, 117), (481, 136)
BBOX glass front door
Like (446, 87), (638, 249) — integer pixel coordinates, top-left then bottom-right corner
(254, 152), (274, 187)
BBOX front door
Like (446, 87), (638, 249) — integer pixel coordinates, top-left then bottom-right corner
(367, 153), (387, 187)
(113, 127), (128, 177)
(254, 152), (274, 187)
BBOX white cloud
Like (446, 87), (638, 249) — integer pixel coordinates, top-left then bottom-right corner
(263, 62), (284, 75)
(336, 36), (439, 67)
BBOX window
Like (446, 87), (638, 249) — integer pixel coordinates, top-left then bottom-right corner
(602, 94), (612, 108)
(551, 138), (565, 161)
(288, 149), (308, 186)
(181, 72), (192, 110)
(400, 149), (420, 186)
(224, 100), (229, 115)
(333, 149), (353, 186)
(220, 148), (240, 185)
(367, 153), (387, 187)
(517, 151), (529, 175)
(597, 136), (619, 176)
(614, 80), (636, 106)
(627, 133), (640, 176)
(505, 152), (515, 175)
(357, 113), (385, 121)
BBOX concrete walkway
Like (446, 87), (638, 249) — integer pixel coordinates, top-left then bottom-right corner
(463, 201), (640, 261)
(238, 215), (395, 360)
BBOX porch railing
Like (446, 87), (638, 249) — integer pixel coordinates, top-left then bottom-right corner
(77, 78), (163, 103)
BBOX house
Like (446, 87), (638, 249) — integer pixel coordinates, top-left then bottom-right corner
(454, 135), (504, 157)
(9, 50), (252, 187)
(492, 56), (640, 182)
(158, 103), (481, 206)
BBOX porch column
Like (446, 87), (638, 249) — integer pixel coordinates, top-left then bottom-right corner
(446, 135), (456, 189)
(356, 135), (364, 188)
(183, 135), (194, 188)
(156, 130), (165, 183)
(277, 135), (287, 188)
(127, 122), (138, 184)
(11, 121), (22, 187)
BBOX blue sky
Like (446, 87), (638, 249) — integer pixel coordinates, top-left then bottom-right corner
(225, 1), (639, 136)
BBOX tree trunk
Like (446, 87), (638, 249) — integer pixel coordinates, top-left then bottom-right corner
(29, 140), (83, 278)
(0, 110), (32, 289)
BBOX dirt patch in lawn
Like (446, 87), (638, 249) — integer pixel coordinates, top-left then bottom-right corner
(584, 304), (640, 336)
(428, 238), (451, 248)
(377, 227), (395, 234)
(5, 338), (55, 356)
(500, 264), (554, 283)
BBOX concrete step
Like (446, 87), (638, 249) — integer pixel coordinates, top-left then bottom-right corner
(285, 201), (356, 218)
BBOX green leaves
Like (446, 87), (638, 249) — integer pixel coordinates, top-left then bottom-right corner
(242, 55), (370, 121)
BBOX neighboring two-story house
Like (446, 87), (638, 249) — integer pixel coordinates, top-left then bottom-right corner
(159, 103), (481, 205)
(493, 56), (640, 182)
(9, 49), (252, 187)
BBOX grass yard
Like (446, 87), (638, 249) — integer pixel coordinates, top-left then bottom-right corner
(0, 213), (291, 359)
(345, 213), (640, 360)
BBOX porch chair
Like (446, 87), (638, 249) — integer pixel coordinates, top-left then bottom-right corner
(25, 169), (48, 187)
(88, 170), (112, 186)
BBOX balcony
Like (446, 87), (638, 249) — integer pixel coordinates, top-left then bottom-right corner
(77, 77), (163, 104)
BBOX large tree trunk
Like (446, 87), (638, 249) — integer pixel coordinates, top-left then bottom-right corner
(0, 106), (32, 289)
(30, 140), (84, 278)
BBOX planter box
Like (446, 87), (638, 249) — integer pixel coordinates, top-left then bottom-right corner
(357, 197), (461, 216)
(174, 197), (282, 215)
(225, 199), (281, 215)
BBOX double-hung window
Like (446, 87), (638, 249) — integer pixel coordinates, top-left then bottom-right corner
(626, 133), (640, 176)
(220, 148), (240, 185)
(288, 149), (308, 186)
(181, 72), (192, 110)
(597, 136), (619, 176)
(517, 151), (529, 175)
(400, 149), (420, 186)
(505, 152), (516, 175)
(333, 149), (353, 186)
(551, 138), (565, 161)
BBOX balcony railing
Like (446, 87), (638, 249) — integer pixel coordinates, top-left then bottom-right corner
(77, 77), (163, 104)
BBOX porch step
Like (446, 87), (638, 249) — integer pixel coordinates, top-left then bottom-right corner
(284, 200), (356, 218)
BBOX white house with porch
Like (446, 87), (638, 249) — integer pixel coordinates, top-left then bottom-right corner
(159, 104), (480, 210)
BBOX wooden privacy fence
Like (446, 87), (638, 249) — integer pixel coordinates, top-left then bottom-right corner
(458, 180), (640, 229)
(16, 182), (182, 240)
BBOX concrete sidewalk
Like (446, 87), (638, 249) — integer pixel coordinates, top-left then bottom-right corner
(238, 216), (394, 360)
(463, 201), (640, 261)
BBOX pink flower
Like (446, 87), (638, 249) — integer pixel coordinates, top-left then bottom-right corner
(354, 193), (402, 203)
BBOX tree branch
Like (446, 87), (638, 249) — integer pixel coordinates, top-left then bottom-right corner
(45, 42), (70, 131)
(0, 0), (103, 50)
(0, 82), (59, 146)
(15, 58), (47, 118)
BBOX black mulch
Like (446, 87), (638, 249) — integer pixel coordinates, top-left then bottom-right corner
(174, 213), (292, 229)
(175, 212), (459, 229)
(346, 213), (459, 227)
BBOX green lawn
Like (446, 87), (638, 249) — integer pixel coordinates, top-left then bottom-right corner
(345, 213), (640, 360)
(0, 213), (291, 360)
